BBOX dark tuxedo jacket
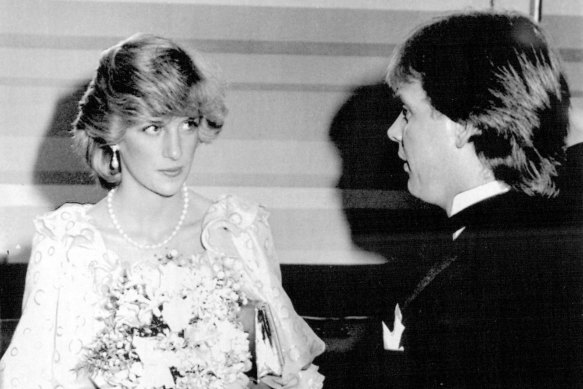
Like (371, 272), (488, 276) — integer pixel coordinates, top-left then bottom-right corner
(377, 191), (583, 389)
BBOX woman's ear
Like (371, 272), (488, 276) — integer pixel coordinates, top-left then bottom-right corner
(455, 124), (480, 149)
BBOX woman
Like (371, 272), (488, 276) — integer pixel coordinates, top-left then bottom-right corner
(0, 33), (324, 388)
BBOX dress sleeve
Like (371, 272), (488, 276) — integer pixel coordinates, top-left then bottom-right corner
(0, 206), (101, 388)
(202, 195), (326, 388)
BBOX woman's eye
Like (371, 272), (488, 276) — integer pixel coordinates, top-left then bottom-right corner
(142, 124), (161, 135)
(182, 117), (202, 131)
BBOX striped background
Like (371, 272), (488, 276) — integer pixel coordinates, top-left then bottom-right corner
(1, 0), (581, 264)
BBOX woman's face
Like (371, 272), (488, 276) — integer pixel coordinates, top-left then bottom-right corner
(117, 115), (201, 197)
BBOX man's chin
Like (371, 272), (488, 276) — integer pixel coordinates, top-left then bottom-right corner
(407, 182), (432, 205)
(406, 181), (417, 198)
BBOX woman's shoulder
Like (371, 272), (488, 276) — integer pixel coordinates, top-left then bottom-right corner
(34, 202), (95, 239)
(35, 203), (93, 227)
(202, 193), (269, 228)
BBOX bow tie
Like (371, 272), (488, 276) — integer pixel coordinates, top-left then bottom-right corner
(446, 213), (468, 240)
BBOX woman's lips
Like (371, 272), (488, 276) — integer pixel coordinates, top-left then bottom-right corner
(159, 167), (183, 177)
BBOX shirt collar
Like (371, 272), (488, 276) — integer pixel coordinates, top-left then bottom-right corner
(449, 181), (510, 240)
(450, 180), (511, 217)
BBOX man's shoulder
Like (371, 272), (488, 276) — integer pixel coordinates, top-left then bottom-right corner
(458, 191), (556, 230)
(452, 191), (579, 268)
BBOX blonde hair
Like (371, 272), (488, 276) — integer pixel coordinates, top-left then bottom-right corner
(72, 33), (228, 188)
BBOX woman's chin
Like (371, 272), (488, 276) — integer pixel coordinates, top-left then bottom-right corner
(150, 181), (187, 198)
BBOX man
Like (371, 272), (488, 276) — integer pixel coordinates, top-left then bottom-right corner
(381, 11), (582, 388)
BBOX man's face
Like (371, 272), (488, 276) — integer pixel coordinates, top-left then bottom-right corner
(387, 81), (461, 210)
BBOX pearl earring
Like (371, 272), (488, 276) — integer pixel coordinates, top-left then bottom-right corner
(111, 145), (119, 171)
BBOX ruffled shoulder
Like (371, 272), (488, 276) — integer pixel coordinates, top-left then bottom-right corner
(32, 203), (115, 283)
(202, 194), (269, 233)
(2, 204), (114, 388)
(34, 203), (95, 242)
(201, 195), (275, 265)
(200, 195), (325, 386)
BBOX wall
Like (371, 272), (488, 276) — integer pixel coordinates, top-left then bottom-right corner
(0, 0), (581, 264)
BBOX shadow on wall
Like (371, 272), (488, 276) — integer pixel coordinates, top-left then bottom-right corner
(329, 81), (444, 263)
(32, 80), (105, 209)
(329, 82), (404, 190)
(5, 81), (106, 264)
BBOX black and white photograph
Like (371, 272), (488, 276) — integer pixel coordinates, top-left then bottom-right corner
(0, 0), (581, 388)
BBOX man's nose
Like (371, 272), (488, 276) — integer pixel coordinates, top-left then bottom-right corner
(387, 113), (404, 143)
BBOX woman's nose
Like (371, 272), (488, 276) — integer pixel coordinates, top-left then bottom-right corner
(387, 113), (404, 143)
(163, 127), (182, 160)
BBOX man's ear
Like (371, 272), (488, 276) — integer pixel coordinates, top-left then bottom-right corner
(455, 124), (479, 149)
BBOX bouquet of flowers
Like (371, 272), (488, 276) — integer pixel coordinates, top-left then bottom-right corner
(78, 250), (252, 389)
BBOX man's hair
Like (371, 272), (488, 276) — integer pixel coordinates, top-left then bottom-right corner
(72, 33), (227, 189)
(386, 11), (570, 197)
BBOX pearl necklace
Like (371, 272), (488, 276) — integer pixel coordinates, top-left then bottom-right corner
(107, 184), (189, 250)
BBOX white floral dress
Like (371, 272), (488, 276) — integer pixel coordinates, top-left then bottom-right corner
(0, 195), (325, 389)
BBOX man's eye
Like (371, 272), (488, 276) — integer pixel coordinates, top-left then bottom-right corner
(401, 107), (410, 122)
(142, 124), (161, 135)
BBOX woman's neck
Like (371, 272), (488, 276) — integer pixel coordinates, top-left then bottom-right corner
(108, 184), (188, 246)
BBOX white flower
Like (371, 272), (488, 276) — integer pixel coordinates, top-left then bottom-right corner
(127, 261), (162, 297)
(81, 250), (251, 389)
(133, 337), (178, 388)
(215, 321), (243, 353)
(225, 373), (249, 389)
(160, 261), (194, 297)
(116, 302), (141, 328)
(137, 306), (153, 327)
(162, 295), (193, 333)
(197, 261), (214, 280)
(184, 321), (217, 345)
(128, 362), (143, 380)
